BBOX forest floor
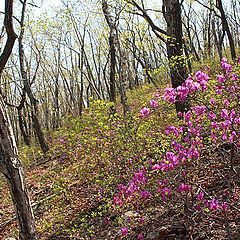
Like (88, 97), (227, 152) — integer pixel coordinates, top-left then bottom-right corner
(0, 84), (239, 240)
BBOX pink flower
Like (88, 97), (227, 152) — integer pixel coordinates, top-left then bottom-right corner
(221, 57), (227, 64)
(230, 109), (236, 120)
(166, 151), (177, 161)
(216, 85), (223, 94)
(140, 190), (151, 199)
(217, 75), (225, 83)
(231, 74), (238, 81)
(210, 199), (219, 210)
(221, 109), (229, 119)
(208, 112), (216, 120)
(222, 133), (227, 141)
(191, 82), (201, 91)
(149, 99), (158, 108)
(178, 183), (192, 193)
(197, 191), (204, 201)
(223, 99), (230, 107)
(125, 182), (138, 196)
(184, 111), (191, 121)
(211, 122), (219, 129)
(140, 107), (150, 118)
(152, 164), (161, 171)
(133, 171), (147, 184)
(229, 131), (237, 143)
(192, 105), (207, 116)
(185, 76), (193, 87)
(222, 202), (228, 210)
(209, 98), (215, 105)
(114, 196), (123, 206)
(161, 187), (172, 201)
(221, 58), (232, 72)
(165, 126), (183, 137)
(137, 233), (144, 240)
(195, 71), (209, 82)
(222, 63), (232, 72)
(176, 85), (189, 102)
(121, 227), (129, 236)
(195, 71), (209, 90)
(195, 204), (201, 211)
(163, 87), (176, 103)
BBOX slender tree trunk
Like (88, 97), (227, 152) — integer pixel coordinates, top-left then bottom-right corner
(102, 0), (117, 107)
(18, 0), (49, 153)
(119, 48), (130, 116)
(212, 18), (224, 61)
(216, 0), (236, 60)
(18, 108), (31, 146)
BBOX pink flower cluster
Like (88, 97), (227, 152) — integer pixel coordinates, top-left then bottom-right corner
(114, 57), (239, 236)
(113, 170), (150, 207)
(196, 191), (228, 211)
(221, 57), (232, 72)
(140, 107), (151, 118)
(163, 72), (208, 104)
(140, 99), (159, 117)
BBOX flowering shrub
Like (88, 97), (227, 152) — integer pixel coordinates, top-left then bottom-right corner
(114, 58), (240, 237)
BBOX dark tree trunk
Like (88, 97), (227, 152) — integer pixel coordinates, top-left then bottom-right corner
(0, 1), (17, 75)
(102, 0), (117, 106)
(119, 48), (130, 116)
(18, 108), (31, 146)
(0, 1), (38, 239)
(163, 0), (189, 113)
(212, 18), (224, 61)
(0, 99), (37, 240)
(18, 0), (49, 153)
(216, 0), (236, 60)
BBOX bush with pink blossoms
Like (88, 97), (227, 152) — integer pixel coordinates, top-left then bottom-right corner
(114, 57), (240, 238)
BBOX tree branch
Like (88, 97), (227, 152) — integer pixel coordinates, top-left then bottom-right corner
(0, 0), (18, 76)
(126, 0), (167, 42)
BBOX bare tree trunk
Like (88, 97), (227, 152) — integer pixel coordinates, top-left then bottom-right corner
(212, 18), (224, 61)
(119, 48), (130, 116)
(216, 0), (236, 60)
(18, 0), (49, 153)
(0, 99), (37, 240)
(18, 107), (31, 146)
(0, 1), (37, 239)
(102, 0), (117, 107)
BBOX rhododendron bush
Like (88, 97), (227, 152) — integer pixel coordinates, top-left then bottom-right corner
(113, 58), (240, 237)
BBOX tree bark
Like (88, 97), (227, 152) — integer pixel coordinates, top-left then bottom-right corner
(119, 48), (130, 116)
(0, 1), (38, 239)
(102, 0), (117, 106)
(18, 0), (49, 153)
(0, 0), (17, 75)
(0, 99), (37, 240)
(216, 0), (236, 60)
(163, 0), (189, 113)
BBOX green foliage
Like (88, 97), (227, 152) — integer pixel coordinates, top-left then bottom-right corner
(0, 83), (185, 238)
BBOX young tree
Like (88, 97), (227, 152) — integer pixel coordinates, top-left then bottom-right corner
(102, 0), (117, 106)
